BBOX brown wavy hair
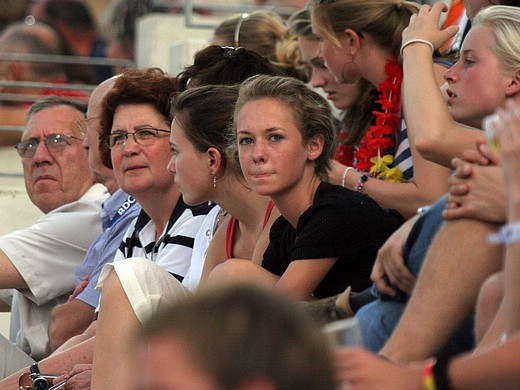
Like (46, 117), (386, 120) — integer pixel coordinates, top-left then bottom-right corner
(99, 67), (178, 168)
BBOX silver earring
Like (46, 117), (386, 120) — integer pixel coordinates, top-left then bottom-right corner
(213, 175), (217, 188)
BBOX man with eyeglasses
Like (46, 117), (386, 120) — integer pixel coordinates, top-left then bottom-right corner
(0, 96), (108, 377)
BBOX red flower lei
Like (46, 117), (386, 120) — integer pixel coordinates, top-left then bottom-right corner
(335, 57), (403, 175)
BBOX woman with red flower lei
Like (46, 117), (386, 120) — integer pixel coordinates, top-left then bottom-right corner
(312, 0), (450, 219)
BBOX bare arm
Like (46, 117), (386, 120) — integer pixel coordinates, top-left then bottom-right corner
(449, 334), (520, 390)
(380, 218), (503, 363)
(209, 257), (336, 301)
(495, 97), (520, 336)
(342, 59), (452, 219)
(337, 335), (520, 390)
(371, 214), (419, 296)
(402, 3), (481, 167)
(47, 299), (95, 352)
(0, 331), (95, 389)
(53, 320), (97, 354)
(275, 257), (337, 300)
(0, 249), (27, 289)
(342, 150), (450, 219)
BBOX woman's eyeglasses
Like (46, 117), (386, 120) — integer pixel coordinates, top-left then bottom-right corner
(107, 127), (171, 149)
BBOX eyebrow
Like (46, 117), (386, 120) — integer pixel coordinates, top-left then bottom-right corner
(237, 127), (288, 135)
(111, 125), (159, 132)
(459, 48), (475, 57)
(23, 131), (74, 140)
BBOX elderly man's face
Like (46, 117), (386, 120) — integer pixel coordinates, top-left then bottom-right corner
(80, 77), (118, 193)
(21, 105), (94, 213)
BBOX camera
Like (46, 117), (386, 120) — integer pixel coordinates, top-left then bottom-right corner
(29, 363), (58, 390)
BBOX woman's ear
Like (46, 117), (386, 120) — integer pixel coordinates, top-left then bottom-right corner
(506, 68), (520, 97)
(341, 28), (362, 56)
(307, 135), (325, 162)
(207, 147), (223, 176)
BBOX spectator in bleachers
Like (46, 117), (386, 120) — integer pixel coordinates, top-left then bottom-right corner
(212, 10), (308, 81)
(254, 0), (308, 8)
(100, 0), (153, 75)
(0, 0), (30, 32)
(175, 45), (283, 91)
(29, 0), (113, 84)
(0, 22), (68, 146)
(334, 88), (520, 390)
(311, 0), (450, 220)
(208, 74), (402, 300)
(0, 95), (107, 377)
(351, 2), (520, 363)
(287, 7), (377, 187)
(134, 284), (336, 390)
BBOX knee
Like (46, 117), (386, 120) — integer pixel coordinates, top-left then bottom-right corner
(208, 259), (255, 284)
(99, 268), (125, 305)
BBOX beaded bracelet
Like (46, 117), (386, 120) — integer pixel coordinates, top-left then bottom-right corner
(423, 359), (437, 390)
(355, 174), (368, 193)
(400, 38), (435, 57)
(488, 221), (520, 245)
(341, 167), (355, 188)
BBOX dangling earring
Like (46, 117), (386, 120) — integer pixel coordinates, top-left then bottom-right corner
(213, 175), (217, 188)
(340, 55), (361, 84)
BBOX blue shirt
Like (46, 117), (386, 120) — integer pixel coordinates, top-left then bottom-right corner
(74, 189), (141, 307)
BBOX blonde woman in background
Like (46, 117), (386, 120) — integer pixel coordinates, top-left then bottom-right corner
(212, 10), (309, 81)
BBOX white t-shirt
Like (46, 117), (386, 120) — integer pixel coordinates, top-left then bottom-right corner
(0, 183), (108, 359)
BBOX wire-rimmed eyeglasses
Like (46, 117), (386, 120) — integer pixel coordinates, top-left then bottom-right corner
(76, 117), (100, 136)
(15, 133), (83, 158)
(107, 127), (171, 149)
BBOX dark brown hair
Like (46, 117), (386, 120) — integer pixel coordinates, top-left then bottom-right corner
(175, 45), (283, 92)
(171, 85), (243, 177)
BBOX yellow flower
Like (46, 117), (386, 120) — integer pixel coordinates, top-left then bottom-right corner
(369, 155), (405, 182)
(369, 154), (393, 176)
(380, 167), (404, 182)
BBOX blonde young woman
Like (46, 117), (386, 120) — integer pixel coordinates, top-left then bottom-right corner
(311, 0), (450, 219)
(336, 78), (520, 390)
(209, 75), (402, 300)
(212, 10), (309, 81)
(325, 2), (520, 373)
